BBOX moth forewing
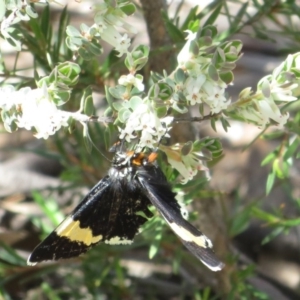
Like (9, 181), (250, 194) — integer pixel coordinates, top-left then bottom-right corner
(27, 149), (224, 271)
(137, 166), (225, 271)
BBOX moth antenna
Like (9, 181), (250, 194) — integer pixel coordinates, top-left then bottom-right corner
(90, 138), (111, 162)
(153, 123), (170, 153)
(120, 138), (126, 152)
(83, 126), (111, 161)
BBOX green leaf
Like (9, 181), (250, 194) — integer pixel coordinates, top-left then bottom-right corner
(174, 68), (186, 83)
(149, 241), (159, 259)
(112, 102), (123, 111)
(25, 5), (38, 18)
(229, 206), (251, 236)
(156, 106), (167, 118)
(208, 64), (219, 81)
(162, 11), (185, 43)
(220, 116), (231, 132)
(261, 151), (276, 166)
(211, 117), (217, 132)
(261, 226), (285, 245)
(219, 71), (233, 84)
(200, 25), (218, 39)
(0, 242), (26, 266)
(54, 6), (69, 61)
(284, 137), (300, 160)
(203, 2), (222, 27)
(266, 171), (275, 195)
(129, 96), (143, 110)
(40, 4), (50, 40)
(105, 85), (113, 108)
(52, 90), (71, 106)
(261, 130), (284, 141)
(181, 6), (198, 31)
(86, 40), (103, 56)
(83, 87), (95, 116)
(231, 2), (248, 30)
(28, 16), (46, 48)
(251, 207), (279, 224)
(83, 123), (93, 153)
(109, 85), (126, 99)
(281, 217), (300, 227)
(66, 25), (81, 37)
(120, 3), (136, 15)
(66, 36), (82, 50)
(149, 227), (163, 259)
(273, 158), (289, 179)
(57, 61), (81, 85)
(4, 27), (22, 51)
(118, 108), (131, 123)
(128, 45), (149, 71)
(78, 47), (93, 60)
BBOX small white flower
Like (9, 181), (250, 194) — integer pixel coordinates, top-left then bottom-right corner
(95, 3), (137, 34)
(167, 157), (197, 184)
(119, 102), (172, 148)
(94, 15), (107, 33)
(100, 25), (130, 56)
(13, 84), (69, 139)
(118, 130), (137, 142)
(140, 131), (155, 148)
(239, 95), (289, 128)
(257, 98), (289, 128)
(0, 85), (19, 110)
(202, 81), (229, 113)
(238, 72), (297, 128)
(271, 84), (298, 102)
(118, 74), (144, 91)
(239, 107), (264, 125)
(119, 112), (143, 142)
(114, 33), (131, 57)
(186, 91), (203, 106)
(161, 144), (207, 184)
(157, 116), (173, 139)
(52, 111), (70, 130)
(184, 75), (206, 105)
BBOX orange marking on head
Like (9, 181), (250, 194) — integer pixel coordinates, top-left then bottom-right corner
(131, 153), (145, 166)
(148, 152), (158, 163)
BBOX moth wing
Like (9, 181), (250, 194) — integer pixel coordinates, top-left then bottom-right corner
(137, 170), (225, 272)
(28, 176), (153, 265)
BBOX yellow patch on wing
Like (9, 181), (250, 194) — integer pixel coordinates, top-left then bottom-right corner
(166, 220), (212, 248)
(56, 217), (102, 245)
(105, 236), (133, 245)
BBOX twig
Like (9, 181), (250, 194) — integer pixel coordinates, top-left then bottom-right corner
(174, 113), (222, 123)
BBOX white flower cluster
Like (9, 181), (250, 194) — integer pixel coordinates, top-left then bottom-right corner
(118, 74), (144, 92)
(119, 102), (173, 148)
(176, 31), (230, 114)
(1, 0), (38, 50)
(0, 84), (69, 139)
(237, 54), (299, 128)
(160, 144), (208, 184)
(87, 2), (135, 57)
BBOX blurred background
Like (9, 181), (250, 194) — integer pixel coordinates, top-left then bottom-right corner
(1, 0), (300, 299)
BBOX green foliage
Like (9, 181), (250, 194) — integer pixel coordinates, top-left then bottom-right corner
(1, 1), (300, 299)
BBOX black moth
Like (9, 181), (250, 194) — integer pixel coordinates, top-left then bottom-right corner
(27, 150), (224, 271)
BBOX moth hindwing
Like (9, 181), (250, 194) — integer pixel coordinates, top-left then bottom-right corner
(28, 150), (224, 271)
(135, 158), (225, 271)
